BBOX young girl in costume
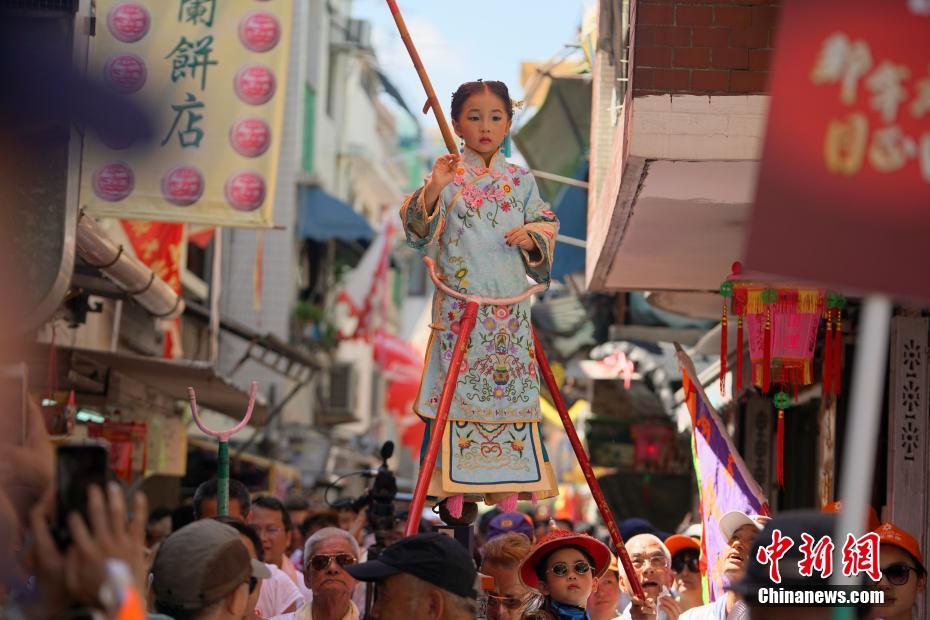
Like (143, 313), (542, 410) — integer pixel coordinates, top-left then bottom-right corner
(400, 80), (559, 514)
(518, 529), (612, 620)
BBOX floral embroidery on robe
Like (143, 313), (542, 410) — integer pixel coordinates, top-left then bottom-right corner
(400, 146), (559, 504)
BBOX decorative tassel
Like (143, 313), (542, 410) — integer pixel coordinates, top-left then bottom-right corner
(833, 308), (843, 396)
(823, 310), (833, 397)
(762, 307), (772, 393)
(499, 494), (518, 512)
(736, 315), (744, 394)
(777, 408), (785, 487)
(531, 492), (539, 506)
(720, 301), (728, 397)
(746, 290), (765, 315)
(797, 289), (820, 314)
(446, 494), (464, 519)
(773, 390), (790, 488)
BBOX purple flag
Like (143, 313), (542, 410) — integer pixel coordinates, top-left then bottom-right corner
(678, 351), (770, 602)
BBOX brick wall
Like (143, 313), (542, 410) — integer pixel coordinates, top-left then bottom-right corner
(633, 0), (780, 96)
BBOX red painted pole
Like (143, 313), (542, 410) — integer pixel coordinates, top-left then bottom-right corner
(405, 301), (479, 536)
(531, 328), (646, 601)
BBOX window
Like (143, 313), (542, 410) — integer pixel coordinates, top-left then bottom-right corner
(326, 54), (338, 118)
(407, 253), (427, 297)
(302, 84), (315, 173)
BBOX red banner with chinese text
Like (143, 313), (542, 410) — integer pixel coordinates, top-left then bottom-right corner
(746, 0), (930, 301)
(121, 221), (184, 357)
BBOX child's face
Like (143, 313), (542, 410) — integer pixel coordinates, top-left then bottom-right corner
(452, 88), (512, 159)
(537, 547), (598, 608)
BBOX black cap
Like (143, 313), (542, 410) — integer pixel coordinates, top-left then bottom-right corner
(344, 533), (477, 599)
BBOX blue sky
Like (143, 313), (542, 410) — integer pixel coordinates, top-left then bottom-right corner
(351, 0), (590, 129)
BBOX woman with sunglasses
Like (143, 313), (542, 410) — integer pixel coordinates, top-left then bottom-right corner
(517, 529), (612, 620)
(867, 522), (926, 620)
(664, 535), (703, 613)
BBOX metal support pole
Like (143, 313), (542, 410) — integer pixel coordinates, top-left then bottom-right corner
(405, 301), (479, 536)
(830, 296), (892, 620)
(217, 440), (229, 516)
(532, 328), (646, 601)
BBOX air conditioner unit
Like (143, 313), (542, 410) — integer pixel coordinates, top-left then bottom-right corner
(317, 363), (357, 425)
(345, 18), (371, 50)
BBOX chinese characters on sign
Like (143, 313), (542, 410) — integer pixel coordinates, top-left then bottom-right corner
(81, 0), (292, 227)
(811, 33), (930, 181)
(756, 530), (881, 583)
(746, 0), (930, 300)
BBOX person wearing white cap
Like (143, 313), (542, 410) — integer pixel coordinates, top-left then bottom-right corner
(678, 512), (767, 620)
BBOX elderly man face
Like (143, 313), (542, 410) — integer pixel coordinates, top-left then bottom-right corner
(624, 535), (673, 601)
(723, 524), (759, 581)
(305, 533), (359, 596)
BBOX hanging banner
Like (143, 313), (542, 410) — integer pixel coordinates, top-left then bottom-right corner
(120, 221), (184, 357)
(81, 0), (293, 227)
(747, 0), (930, 300)
(678, 350), (771, 602)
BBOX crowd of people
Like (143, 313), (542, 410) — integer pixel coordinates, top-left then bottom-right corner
(0, 401), (926, 620)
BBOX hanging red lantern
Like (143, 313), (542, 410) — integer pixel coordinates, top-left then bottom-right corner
(719, 262), (842, 396)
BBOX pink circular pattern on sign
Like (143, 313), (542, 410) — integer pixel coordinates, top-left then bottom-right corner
(92, 162), (134, 202)
(233, 64), (276, 105)
(103, 54), (147, 94)
(230, 117), (272, 158)
(224, 171), (266, 212)
(239, 11), (281, 52)
(161, 166), (205, 207)
(107, 2), (150, 43)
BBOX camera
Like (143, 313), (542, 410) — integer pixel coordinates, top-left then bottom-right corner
(350, 441), (398, 541)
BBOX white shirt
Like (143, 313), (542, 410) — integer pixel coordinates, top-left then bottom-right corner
(257, 563), (304, 618)
(678, 597), (728, 620)
(270, 600), (360, 620)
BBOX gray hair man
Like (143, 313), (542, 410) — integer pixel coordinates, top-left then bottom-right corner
(617, 534), (681, 620)
(271, 527), (362, 620)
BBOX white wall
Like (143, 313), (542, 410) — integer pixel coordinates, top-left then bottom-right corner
(218, 0), (308, 411)
(630, 95), (769, 160)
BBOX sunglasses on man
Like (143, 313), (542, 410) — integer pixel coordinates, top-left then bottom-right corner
(672, 550), (700, 573)
(488, 594), (523, 610)
(309, 553), (357, 571)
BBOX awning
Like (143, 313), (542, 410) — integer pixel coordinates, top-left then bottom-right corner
(33, 345), (269, 426)
(298, 186), (373, 242)
(513, 76), (591, 201)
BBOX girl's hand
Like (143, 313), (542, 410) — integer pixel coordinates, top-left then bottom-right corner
(423, 153), (461, 215)
(428, 153), (461, 190)
(504, 226), (536, 251)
